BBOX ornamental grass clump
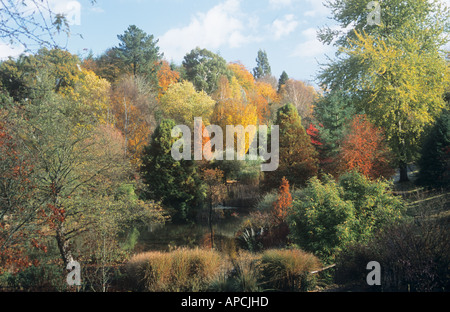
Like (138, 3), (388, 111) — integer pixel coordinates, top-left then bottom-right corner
(126, 248), (223, 292)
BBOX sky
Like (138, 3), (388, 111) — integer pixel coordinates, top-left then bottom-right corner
(0, 0), (449, 87)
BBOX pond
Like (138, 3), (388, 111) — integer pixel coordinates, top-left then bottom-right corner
(136, 210), (248, 252)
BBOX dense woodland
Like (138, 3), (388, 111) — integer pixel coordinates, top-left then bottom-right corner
(0, 0), (449, 292)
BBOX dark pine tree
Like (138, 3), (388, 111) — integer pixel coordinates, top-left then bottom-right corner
(140, 119), (203, 223)
(277, 71), (289, 93)
(312, 90), (356, 176)
(416, 108), (450, 188)
(263, 103), (319, 191)
(253, 49), (272, 80)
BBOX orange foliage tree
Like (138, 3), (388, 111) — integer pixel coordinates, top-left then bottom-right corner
(110, 75), (158, 164)
(157, 60), (180, 100)
(338, 115), (395, 180)
(272, 177), (293, 224)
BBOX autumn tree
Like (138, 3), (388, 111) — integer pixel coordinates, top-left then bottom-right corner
(306, 123), (322, 148)
(263, 104), (319, 190)
(212, 76), (258, 156)
(280, 79), (318, 120)
(0, 117), (44, 273)
(227, 62), (273, 123)
(318, 0), (450, 182)
(228, 62), (255, 92)
(159, 80), (216, 126)
(338, 115), (395, 180)
(272, 177), (292, 224)
(110, 74), (159, 163)
(157, 60), (180, 99)
(254, 81), (278, 123)
(66, 68), (112, 125)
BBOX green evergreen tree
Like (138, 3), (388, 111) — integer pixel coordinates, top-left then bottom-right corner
(253, 49), (272, 79)
(312, 90), (356, 175)
(140, 119), (204, 223)
(115, 25), (163, 81)
(277, 71), (289, 93)
(263, 103), (319, 190)
(416, 109), (450, 188)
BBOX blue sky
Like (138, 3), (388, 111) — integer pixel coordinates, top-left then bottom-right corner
(1, 0), (343, 86)
(1, 0), (450, 86)
(74, 0), (340, 85)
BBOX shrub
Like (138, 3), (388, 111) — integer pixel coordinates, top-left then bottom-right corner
(288, 175), (355, 262)
(335, 220), (450, 292)
(288, 172), (405, 263)
(339, 171), (405, 242)
(255, 191), (278, 213)
(235, 211), (289, 251)
(126, 248), (223, 292)
(0, 263), (67, 291)
(237, 179), (294, 252)
(259, 249), (321, 292)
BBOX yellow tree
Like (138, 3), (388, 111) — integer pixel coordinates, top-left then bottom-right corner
(212, 75), (258, 156)
(227, 62), (274, 124)
(254, 81), (279, 123)
(228, 62), (255, 92)
(318, 0), (450, 182)
(67, 69), (111, 125)
(342, 30), (449, 181)
(159, 80), (216, 126)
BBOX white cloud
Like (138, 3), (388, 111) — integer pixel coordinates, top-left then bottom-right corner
(303, 0), (330, 18)
(18, 1), (82, 25)
(269, 0), (293, 8)
(290, 27), (332, 58)
(271, 14), (299, 40)
(89, 6), (105, 14)
(158, 0), (260, 62)
(48, 0), (82, 25)
(0, 43), (25, 61)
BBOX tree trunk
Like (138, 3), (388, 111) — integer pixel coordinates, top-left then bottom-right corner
(209, 196), (214, 249)
(55, 224), (73, 267)
(399, 162), (409, 183)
